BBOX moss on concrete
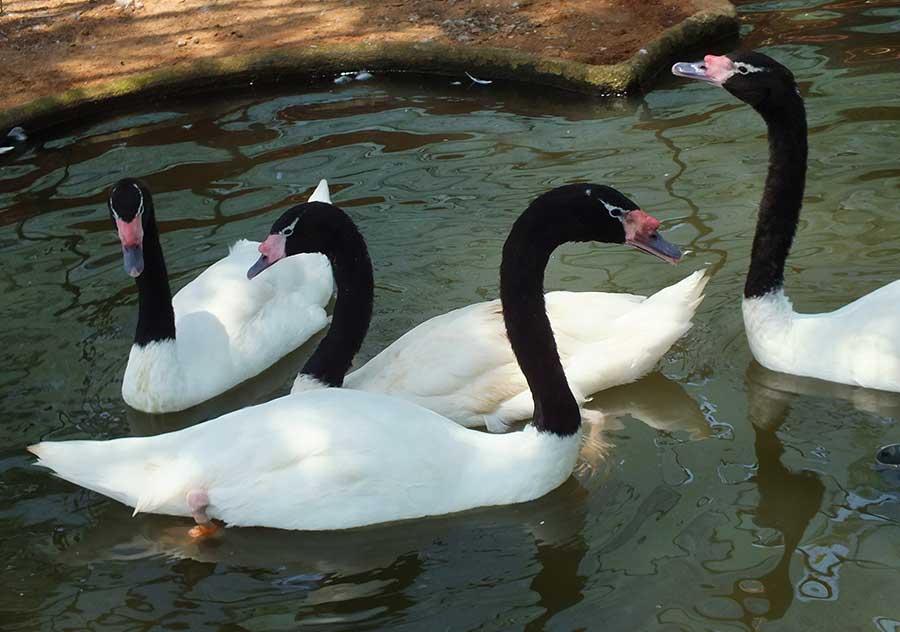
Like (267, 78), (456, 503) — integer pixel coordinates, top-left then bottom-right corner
(0, 0), (737, 134)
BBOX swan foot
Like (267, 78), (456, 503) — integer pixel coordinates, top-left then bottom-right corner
(188, 522), (220, 539)
(186, 489), (219, 538)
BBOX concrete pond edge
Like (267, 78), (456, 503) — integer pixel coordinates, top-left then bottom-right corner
(0, 0), (738, 134)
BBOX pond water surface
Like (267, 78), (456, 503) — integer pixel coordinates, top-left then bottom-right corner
(2, 1), (899, 630)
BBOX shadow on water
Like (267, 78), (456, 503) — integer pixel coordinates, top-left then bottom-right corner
(49, 477), (592, 629)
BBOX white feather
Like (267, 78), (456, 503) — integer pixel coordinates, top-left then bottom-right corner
(122, 182), (335, 413)
(335, 270), (708, 429)
(29, 389), (580, 531)
(743, 282), (900, 392)
(308, 178), (331, 204)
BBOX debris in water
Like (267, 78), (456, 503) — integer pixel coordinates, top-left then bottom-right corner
(450, 81), (462, 86)
(465, 72), (493, 85)
(1, 127), (26, 154)
(355, 71), (373, 81)
(334, 75), (353, 85)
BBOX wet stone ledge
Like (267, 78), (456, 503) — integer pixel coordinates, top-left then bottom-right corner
(0, 0), (738, 135)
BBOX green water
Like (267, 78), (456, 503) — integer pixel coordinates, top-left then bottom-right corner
(2, 1), (899, 629)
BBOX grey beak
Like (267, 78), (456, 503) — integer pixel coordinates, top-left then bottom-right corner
(247, 254), (272, 280)
(123, 245), (144, 277)
(671, 61), (715, 83)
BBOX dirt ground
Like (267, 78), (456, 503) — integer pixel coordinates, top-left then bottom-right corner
(0, 0), (690, 113)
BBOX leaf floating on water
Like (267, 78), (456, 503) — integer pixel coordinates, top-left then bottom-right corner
(465, 72), (493, 85)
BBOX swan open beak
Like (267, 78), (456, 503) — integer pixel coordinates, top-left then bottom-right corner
(623, 210), (683, 264)
(627, 232), (683, 264)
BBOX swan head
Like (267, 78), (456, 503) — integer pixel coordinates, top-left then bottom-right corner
(248, 201), (342, 279)
(109, 178), (152, 278)
(672, 51), (799, 110)
(558, 185), (683, 264)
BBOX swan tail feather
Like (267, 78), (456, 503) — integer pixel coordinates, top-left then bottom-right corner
(644, 269), (709, 313)
(28, 439), (193, 517)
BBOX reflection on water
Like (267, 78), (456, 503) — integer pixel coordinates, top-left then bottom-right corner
(727, 365), (827, 626)
(1, 0), (900, 629)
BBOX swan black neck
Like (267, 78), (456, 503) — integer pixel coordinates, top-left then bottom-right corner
(500, 199), (581, 437)
(744, 91), (808, 299)
(134, 213), (176, 346)
(298, 206), (373, 387)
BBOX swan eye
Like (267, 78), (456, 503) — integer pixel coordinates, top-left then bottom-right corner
(600, 200), (627, 219)
(281, 217), (300, 237)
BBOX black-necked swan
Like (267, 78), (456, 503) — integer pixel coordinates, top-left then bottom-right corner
(113, 177), (334, 413)
(259, 183), (707, 431)
(673, 51), (900, 392)
(29, 184), (684, 533)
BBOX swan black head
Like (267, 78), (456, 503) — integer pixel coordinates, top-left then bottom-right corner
(247, 201), (354, 279)
(247, 200), (373, 388)
(109, 178), (154, 278)
(535, 184), (683, 263)
(672, 51), (800, 112)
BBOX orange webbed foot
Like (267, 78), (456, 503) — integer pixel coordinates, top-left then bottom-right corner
(188, 522), (220, 539)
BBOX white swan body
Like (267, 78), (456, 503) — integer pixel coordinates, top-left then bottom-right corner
(123, 180), (335, 413)
(33, 183), (687, 532)
(123, 247), (333, 412)
(672, 51), (900, 394)
(328, 270), (708, 431)
(30, 388), (580, 530)
(743, 283), (900, 392)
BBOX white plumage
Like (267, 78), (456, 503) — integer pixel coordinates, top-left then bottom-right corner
(743, 283), (900, 392)
(30, 388), (579, 531)
(330, 270), (708, 431)
(123, 180), (334, 413)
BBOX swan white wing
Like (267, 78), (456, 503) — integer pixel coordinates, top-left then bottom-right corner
(343, 300), (525, 427)
(343, 271), (707, 429)
(29, 389), (579, 531)
(561, 269), (708, 395)
(492, 270), (708, 426)
(124, 242), (333, 412)
(745, 280), (900, 392)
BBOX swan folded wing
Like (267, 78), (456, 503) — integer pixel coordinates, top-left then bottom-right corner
(173, 243), (332, 337)
(345, 300), (527, 424)
(170, 245), (331, 384)
(565, 271), (707, 394)
(788, 281), (900, 391)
